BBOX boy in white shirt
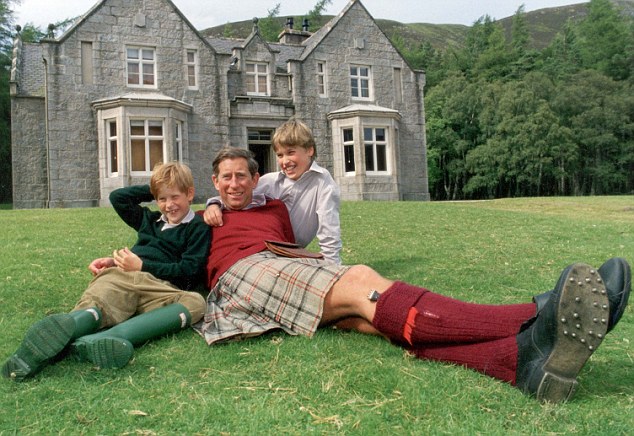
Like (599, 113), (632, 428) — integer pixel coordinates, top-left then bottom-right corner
(204, 118), (342, 264)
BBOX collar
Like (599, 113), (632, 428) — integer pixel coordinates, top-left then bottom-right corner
(157, 208), (195, 228)
(274, 160), (325, 181)
(240, 193), (267, 210)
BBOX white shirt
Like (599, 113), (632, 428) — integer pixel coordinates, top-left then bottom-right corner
(256, 161), (342, 264)
(207, 161), (342, 264)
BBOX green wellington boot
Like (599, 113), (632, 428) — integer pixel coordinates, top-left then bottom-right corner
(2, 308), (102, 382)
(70, 303), (191, 370)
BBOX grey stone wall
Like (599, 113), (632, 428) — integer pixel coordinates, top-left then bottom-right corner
(11, 97), (48, 208)
(293, 2), (429, 201)
(11, 0), (430, 208)
(21, 0), (229, 206)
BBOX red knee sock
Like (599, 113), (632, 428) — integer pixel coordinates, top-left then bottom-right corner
(413, 336), (519, 385)
(372, 281), (536, 346)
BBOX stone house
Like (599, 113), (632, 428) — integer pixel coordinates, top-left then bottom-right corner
(10, 0), (429, 208)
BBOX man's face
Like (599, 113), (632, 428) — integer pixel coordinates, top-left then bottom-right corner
(156, 185), (194, 225)
(212, 157), (259, 210)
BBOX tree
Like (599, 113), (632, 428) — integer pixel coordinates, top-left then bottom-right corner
(257, 3), (281, 42)
(0, 0), (17, 204)
(540, 19), (583, 80)
(575, 0), (631, 80)
(305, 0), (332, 29)
(425, 73), (484, 199)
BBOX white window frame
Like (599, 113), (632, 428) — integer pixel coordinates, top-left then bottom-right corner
(106, 120), (118, 176)
(364, 127), (390, 175)
(126, 46), (157, 88)
(317, 62), (327, 97)
(245, 62), (269, 96)
(129, 119), (165, 175)
(343, 128), (356, 175)
(185, 49), (198, 89)
(350, 65), (372, 100)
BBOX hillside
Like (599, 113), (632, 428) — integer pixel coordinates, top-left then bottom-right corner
(201, 0), (634, 52)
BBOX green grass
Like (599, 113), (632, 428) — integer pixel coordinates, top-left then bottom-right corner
(1, 197), (633, 434)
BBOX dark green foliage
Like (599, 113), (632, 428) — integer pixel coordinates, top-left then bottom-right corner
(0, 0), (15, 204)
(257, 3), (282, 42)
(425, 0), (634, 200)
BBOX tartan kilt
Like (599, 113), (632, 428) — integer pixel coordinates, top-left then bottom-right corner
(193, 251), (350, 345)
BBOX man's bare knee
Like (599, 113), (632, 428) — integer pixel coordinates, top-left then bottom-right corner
(340, 265), (393, 291)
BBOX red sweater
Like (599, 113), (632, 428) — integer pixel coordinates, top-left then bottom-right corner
(206, 199), (295, 288)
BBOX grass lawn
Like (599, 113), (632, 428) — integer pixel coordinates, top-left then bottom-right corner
(1, 196), (632, 434)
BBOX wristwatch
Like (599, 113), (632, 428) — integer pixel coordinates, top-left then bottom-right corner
(367, 290), (380, 302)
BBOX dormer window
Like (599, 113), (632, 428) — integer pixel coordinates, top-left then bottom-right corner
(246, 62), (269, 95)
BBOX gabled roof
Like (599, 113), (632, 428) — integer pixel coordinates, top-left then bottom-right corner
(298, 0), (417, 71)
(207, 36), (304, 71)
(241, 21), (279, 55)
(298, 0), (360, 61)
(206, 1), (366, 68)
(206, 0), (416, 72)
(52, 0), (216, 53)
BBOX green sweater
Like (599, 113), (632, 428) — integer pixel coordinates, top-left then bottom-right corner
(109, 185), (210, 291)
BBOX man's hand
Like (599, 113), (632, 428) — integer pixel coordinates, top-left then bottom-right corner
(88, 257), (115, 276)
(203, 203), (224, 227)
(113, 247), (143, 272)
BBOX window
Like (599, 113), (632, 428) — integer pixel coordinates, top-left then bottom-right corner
(107, 121), (118, 175)
(350, 65), (371, 99)
(317, 62), (327, 97)
(130, 120), (164, 174)
(364, 127), (388, 173)
(185, 49), (198, 88)
(246, 62), (268, 95)
(127, 47), (156, 87)
(343, 128), (355, 174)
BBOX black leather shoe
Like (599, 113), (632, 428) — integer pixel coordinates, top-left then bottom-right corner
(516, 263), (609, 403)
(532, 257), (631, 333)
(597, 257), (631, 332)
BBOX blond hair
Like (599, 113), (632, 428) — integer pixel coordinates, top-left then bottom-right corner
(272, 118), (317, 157)
(150, 161), (194, 198)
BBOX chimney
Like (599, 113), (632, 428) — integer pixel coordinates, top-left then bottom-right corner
(278, 17), (312, 45)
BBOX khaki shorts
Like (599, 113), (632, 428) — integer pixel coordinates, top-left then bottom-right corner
(73, 267), (206, 327)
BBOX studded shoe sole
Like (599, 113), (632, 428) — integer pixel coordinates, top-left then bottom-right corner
(533, 258), (631, 333)
(70, 337), (134, 369)
(1, 314), (76, 382)
(518, 263), (610, 403)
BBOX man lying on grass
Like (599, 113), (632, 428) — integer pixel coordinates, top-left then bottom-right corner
(2, 162), (210, 381)
(194, 147), (631, 403)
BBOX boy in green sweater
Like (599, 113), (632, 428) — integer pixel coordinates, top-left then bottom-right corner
(2, 162), (210, 381)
